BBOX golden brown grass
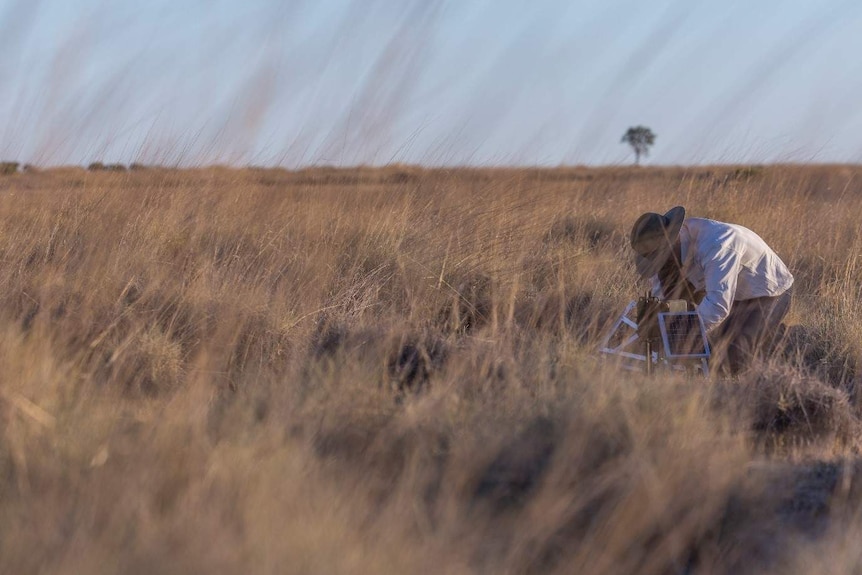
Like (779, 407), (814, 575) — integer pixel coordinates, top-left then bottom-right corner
(2, 164), (862, 573)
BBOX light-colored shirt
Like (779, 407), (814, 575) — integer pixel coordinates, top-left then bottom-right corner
(650, 217), (794, 331)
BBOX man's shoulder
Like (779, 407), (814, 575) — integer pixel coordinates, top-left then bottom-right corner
(686, 217), (778, 259)
(682, 218), (749, 264)
(684, 217), (736, 242)
(685, 216), (730, 227)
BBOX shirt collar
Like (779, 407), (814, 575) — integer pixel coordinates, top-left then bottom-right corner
(679, 223), (692, 265)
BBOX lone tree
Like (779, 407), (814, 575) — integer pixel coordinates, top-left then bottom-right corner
(621, 126), (656, 166)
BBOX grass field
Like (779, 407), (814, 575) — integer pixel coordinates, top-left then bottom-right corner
(2, 164), (862, 574)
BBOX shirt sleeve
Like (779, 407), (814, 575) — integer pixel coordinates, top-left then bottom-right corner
(695, 248), (741, 331)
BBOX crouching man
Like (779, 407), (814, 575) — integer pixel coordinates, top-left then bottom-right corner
(630, 206), (794, 375)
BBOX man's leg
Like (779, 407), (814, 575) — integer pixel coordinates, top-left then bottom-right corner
(757, 288), (793, 354)
(711, 289), (792, 375)
(709, 305), (752, 376)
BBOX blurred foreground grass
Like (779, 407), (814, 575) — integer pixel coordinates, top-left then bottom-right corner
(2, 165), (862, 573)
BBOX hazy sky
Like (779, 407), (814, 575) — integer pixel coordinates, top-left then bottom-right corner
(1, 0), (861, 167)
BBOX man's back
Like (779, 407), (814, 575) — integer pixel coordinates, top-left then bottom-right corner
(680, 217), (793, 305)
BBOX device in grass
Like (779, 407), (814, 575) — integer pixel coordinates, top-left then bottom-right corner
(600, 292), (711, 376)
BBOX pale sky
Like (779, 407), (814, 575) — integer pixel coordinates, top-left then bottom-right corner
(1, 0), (861, 167)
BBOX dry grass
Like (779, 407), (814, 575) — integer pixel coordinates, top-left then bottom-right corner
(2, 164), (862, 573)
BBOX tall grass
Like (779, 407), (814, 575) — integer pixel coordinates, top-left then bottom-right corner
(1, 164), (862, 573)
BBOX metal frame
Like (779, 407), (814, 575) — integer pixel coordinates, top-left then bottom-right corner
(600, 302), (710, 377)
(599, 301), (646, 367)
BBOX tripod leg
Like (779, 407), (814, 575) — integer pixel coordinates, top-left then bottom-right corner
(645, 341), (652, 375)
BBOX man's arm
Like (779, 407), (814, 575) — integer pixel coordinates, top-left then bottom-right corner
(696, 248), (741, 331)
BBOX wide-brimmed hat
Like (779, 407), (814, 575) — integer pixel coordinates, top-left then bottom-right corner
(630, 206), (685, 278)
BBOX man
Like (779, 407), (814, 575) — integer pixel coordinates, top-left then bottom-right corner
(630, 206), (794, 374)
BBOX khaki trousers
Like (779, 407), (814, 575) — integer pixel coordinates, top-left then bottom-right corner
(709, 288), (793, 375)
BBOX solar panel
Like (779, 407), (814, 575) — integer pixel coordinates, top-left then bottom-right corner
(658, 312), (710, 359)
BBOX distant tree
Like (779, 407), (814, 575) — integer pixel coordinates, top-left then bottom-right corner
(621, 126), (656, 166)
